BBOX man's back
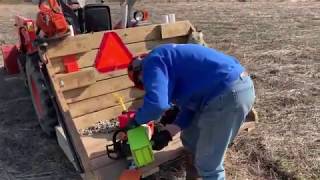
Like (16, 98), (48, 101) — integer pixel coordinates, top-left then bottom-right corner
(142, 44), (244, 107)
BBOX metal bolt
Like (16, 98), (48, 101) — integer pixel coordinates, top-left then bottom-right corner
(60, 80), (65, 87)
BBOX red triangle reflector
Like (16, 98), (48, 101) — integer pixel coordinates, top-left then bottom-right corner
(95, 32), (133, 73)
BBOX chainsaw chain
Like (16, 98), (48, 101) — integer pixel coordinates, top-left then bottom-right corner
(79, 118), (120, 135)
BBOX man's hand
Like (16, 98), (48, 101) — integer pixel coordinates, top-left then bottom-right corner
(124, 118), (139, 130)
(163, 124), (181, 137)
(160, 105), (180, 125)
(151, 130), (172, 151)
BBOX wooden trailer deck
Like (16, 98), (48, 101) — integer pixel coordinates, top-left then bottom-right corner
(41, 21), (195, 179)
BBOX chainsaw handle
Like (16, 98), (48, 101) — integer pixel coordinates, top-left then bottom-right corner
(106, 144), (121, 160)
(106, 129), (128, 160)
(112, 129), (127, 144)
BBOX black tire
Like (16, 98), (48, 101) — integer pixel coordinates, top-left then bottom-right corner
(25, 57), (58, 136)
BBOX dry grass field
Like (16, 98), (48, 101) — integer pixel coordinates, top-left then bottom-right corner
(0, 1), (319, 179)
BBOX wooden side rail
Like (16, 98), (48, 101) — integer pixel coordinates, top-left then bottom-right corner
(46, 21), (193, 59)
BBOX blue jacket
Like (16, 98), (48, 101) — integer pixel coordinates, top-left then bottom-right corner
(135, 44), (245, 129)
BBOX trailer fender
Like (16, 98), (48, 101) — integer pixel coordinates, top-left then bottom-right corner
(0, 45), (20, 75)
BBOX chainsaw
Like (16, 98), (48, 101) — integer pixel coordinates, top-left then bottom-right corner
(36, 0), (69, 38)
(105, 111), (135, 161)
(106, 110), (156, 169)
(106, 94), (156, 169)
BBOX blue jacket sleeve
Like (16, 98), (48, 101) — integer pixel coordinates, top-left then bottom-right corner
(135, 54), (171, 124)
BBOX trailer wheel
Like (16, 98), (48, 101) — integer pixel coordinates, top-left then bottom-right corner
(26, 58), (58, 136)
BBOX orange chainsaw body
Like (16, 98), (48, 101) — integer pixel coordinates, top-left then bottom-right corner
(36, 0), (69, 37)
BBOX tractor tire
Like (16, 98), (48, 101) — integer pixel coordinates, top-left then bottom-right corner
(25, 57), (58, 136)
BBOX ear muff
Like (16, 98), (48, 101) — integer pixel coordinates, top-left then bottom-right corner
(128, 57), (144, 90)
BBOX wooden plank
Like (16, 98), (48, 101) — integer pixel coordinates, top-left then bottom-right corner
(90, 136), (183, 180)
(139, 137), (183, 172)
(63, 75), (134, 103)
(51, 50), (99, 74)
(55, 68), (96, 91)
(74, 100), (143, 130)
(83, 133), (181, 162)
(46, 21), (192, 59)
(50, 35), (187, 75)
(43, 55), (95, 175)
(51, 49), (152, 74)
(56, 68), (127, 88)
(161, 21), (192, 39)
(81, 133), (114, 160)
(84, 119), (253, 176)
(51, 57), (65, 73)
(94, 68), (128, 81)
(127, 36), (187, 55)
(69, 88), (144, 118)
(74, 50), (98, 69)
(90, 117), (250, 179)
(82, 121), (255, 163)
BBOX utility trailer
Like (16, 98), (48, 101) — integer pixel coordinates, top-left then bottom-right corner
(35, 20), (255, 179)
(37, 21), (204, 179)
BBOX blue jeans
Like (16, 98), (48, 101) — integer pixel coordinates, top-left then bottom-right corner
(180, 76), (255, 180)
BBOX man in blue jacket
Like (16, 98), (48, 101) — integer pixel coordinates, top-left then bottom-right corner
(127, 44), (255, 180)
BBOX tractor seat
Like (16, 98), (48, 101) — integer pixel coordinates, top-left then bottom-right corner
(83, 4), (112, 33)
